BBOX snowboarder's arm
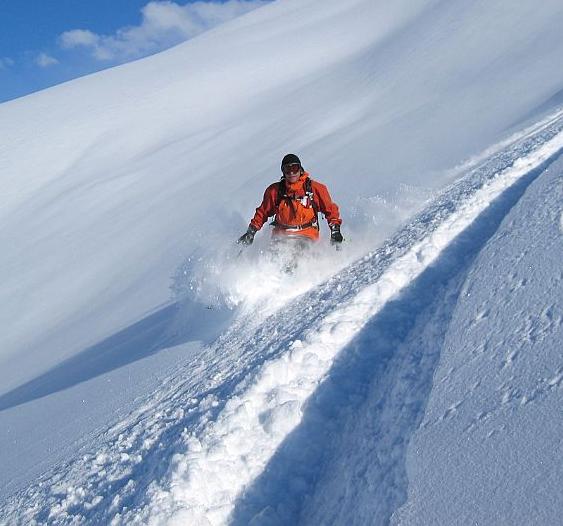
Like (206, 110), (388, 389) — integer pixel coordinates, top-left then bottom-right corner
(250, 184), (278, 231)
(312, 181), (342, 226)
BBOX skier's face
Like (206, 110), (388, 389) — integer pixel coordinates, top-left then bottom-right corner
(282, 163), (301, 183)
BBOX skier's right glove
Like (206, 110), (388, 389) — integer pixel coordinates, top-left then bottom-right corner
(237, 226), (257, 245)
(330, 224), (344, 244)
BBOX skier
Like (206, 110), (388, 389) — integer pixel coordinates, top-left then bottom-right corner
(237, 153), (343, 247)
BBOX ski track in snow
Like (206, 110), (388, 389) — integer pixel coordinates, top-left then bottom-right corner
(1, 110), (563, 525)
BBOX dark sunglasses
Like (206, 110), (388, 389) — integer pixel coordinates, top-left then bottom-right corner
(282, 163), (301, 175)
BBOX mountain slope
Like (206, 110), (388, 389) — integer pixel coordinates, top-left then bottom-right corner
(1, 0), (563, 523)
(2, 0), (563, 392)
(1, 107), (561, 526)
(394, 146), (563, 526)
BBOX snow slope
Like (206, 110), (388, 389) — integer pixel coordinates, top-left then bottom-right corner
(1, 106), (561, 525)
(1, 0), (563, 523)
(2, 0), (563, 391)
(394, 151), (563, 526)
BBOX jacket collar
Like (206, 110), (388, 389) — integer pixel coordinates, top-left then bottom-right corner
(284, 171), (309, 193)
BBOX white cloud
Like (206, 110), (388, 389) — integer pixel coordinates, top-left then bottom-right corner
(0, 57), (15, 70)
(35, 52), (60, 68)
(58, 0), (268, 62)
(60, 29), (100, 48)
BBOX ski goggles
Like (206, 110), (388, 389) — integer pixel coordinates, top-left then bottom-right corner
(282, 163), (301, 175)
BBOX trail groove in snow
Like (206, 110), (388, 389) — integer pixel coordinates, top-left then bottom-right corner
(1, 112), (562, 525)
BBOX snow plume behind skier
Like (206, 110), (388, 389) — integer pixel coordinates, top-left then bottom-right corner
(172, 155), (347, 317)
(171, 235), (347, 318)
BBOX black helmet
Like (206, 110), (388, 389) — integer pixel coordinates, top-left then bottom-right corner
(281, 153), (301, 170)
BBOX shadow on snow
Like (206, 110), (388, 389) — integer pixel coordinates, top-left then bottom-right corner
(0, 301), (234, 413)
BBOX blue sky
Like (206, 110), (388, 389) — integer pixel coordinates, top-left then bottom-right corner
(0, 0), (268, 104)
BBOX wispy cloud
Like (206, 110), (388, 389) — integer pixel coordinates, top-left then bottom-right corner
(0, 57), (15, 70)
(35, 53), (59, 68)
(59, 0), (268, 62)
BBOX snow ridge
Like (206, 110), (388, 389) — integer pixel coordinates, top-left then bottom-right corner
(1, 112), (563, 525)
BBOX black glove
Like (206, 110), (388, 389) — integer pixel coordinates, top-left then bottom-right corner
(238, 226), (257, 245)
(330, 224), (344, 244)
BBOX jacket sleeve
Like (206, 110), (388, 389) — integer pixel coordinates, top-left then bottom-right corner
(312, 181), (342, 226)
(250, 184), (278, 231)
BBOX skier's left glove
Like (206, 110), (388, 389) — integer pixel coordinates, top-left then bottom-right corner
(330, 224), (344, 244)
(238, 225), (257, 245)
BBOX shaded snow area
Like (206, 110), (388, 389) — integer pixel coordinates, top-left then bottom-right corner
(1, 108), (562, 525)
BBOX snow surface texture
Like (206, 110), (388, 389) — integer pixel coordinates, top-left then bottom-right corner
(1, 107), (562, 525)
(393, 156), (563, 526)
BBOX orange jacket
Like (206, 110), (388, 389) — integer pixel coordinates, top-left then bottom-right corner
(250, 172), (341, 240)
